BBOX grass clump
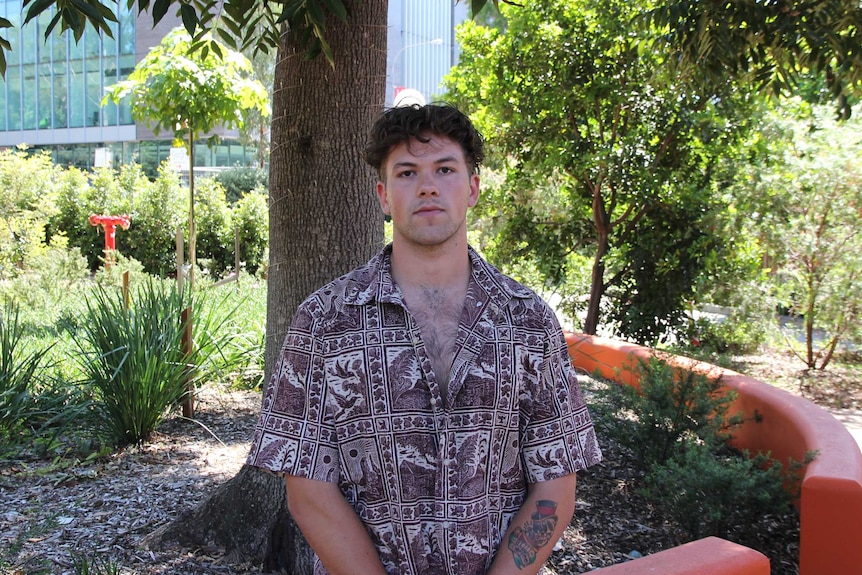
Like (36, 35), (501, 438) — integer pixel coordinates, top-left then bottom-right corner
(0, 300), (83, 453)
(75, 279), (245, 447)
(71, 552), (122, 575)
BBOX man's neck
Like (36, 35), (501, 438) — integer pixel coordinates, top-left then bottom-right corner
(389, 238), (471, 292)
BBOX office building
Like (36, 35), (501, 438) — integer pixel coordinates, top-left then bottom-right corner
(0, 0), (467, 172)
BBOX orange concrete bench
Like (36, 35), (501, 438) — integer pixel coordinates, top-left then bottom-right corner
(591, 536), (769, 574)
(566, 332), (862, 575)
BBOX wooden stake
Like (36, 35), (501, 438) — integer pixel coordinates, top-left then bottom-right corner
(180, 306), (194, 418)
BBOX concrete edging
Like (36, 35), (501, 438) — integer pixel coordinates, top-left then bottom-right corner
(589, 536), (769, 575)
(566, 332), (862, 575)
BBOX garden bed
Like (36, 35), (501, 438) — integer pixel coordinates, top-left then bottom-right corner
(3, 347), (856, 574)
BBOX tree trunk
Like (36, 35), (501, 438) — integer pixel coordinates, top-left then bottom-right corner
(265, 0), (388, 374)
(143, 1), (387, 571)
(583, 185), (611, 335)
(141, 464), (309, 569)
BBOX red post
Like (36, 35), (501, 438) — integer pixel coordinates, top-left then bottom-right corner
(88, 214), (131, 268)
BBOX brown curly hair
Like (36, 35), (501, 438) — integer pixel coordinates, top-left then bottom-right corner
(364, 103), (485, 180)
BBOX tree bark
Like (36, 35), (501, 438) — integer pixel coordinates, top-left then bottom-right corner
(584, 183), (611, 335)
(265, 0), (388, 373)
(143, 1), (387, 571)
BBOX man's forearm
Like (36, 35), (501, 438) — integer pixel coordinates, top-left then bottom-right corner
(285, 475), (388, 575)
(487, 474), (578, 575)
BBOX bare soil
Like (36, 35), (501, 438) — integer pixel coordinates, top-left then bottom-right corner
(1, 348), (858, 574)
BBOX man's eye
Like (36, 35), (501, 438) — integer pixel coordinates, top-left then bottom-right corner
(439, 167), (454, 174)
(398, 170), (414, 177)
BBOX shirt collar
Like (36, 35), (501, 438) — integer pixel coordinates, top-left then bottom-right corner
(343, 244), (534, 308)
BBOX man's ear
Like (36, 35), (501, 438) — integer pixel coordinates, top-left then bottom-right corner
(376, 180), (391, 215)
(468, 173), (480, 208)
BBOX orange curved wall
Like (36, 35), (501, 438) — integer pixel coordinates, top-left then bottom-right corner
(566, 332), (862, 575)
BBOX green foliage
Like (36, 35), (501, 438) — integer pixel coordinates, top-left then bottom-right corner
(215, 166), (268, 204)
(74, 279), (244, 446)
(46, 160), (268, 279)
(0, 256), (266, 455)
(0, 148), (62, 277)
(233, 189), (269, 275)
(642, 443), (794, 545)
(444, 0), (754, 339)
(645, 0), (862, 119)
(0, 303), (84, 456)
(71, 552), (122, 575)
(0, 301), (52, 443)
(114, 164), (186, 275)
(608, 199), (721, 343)
(593, 356), (741, 472)
(727, 101), (862, 368)
(194, 178), (234, 276)
(590, 356), (804, 553)
(103, 27), (270, 146)
(49, 164), (187, 274)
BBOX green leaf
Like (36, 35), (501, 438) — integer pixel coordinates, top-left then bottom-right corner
(282, 0), (305, 24)
(471, 0), (490, 18)
(306, 0), (326, 27)
(44, 10), (63, 37)
(321, 0), (348, 23)
(23, 0), (57, 25)
(180, 3), (199, 35)
(152, 0), (172, 25)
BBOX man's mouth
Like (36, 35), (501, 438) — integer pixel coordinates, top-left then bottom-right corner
(416, 204), (444, 214)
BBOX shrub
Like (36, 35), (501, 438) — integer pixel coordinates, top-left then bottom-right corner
(592, 356), (742, 472)
(642, 443), (795, 547)
(214, 165), (268, 204)
(118, 165), (185, 275)
(588, 355), (804, 557)
(0, 148), (63, 277)
(232, 189), (269, 275)
(49, 166), (102, 269)
(193, 178), (234, 276)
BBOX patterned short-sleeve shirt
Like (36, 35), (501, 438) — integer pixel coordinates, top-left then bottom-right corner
(246, 246), (602, 575)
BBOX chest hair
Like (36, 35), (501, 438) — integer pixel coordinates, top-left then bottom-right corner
(403, 285), (466, 402)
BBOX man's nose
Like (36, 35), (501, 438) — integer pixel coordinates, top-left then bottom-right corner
(418, 173), (439, 196)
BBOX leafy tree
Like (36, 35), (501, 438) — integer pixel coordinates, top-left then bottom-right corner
(645, 0), (862, 119)
(103, 27), (270, 285)
(444, 0), (749, 341)
(729, 101), (862, 369)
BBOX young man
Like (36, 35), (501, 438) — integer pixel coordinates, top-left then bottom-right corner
(246, 104), (602, 575)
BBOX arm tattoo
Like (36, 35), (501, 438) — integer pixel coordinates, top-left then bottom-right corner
(507, 500), (559, 569)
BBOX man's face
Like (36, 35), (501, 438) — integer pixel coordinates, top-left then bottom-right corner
(376, 134), (480, 250)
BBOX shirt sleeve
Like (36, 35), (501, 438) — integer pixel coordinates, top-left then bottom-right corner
(246, 303), (341, 483)
(520, 306), (603, 483)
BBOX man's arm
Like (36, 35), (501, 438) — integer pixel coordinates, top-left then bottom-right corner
(285, 475), (388, 575)
(486, 474), (577, 575)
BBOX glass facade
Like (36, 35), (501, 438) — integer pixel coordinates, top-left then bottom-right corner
(0, 3), (255, 175)
(0, 0), (136, 132)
